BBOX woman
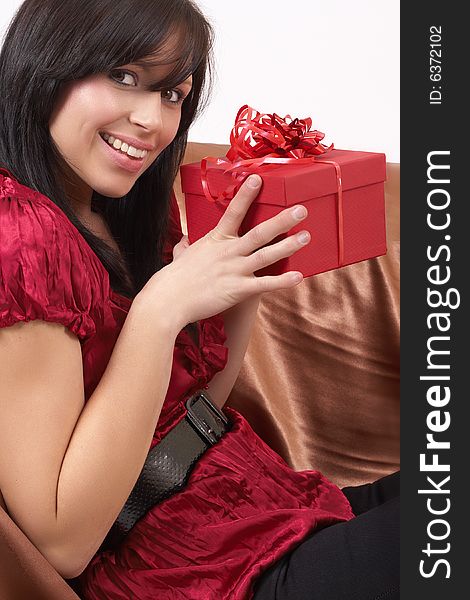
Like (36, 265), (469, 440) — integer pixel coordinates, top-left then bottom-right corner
(0, 1), (399, 598)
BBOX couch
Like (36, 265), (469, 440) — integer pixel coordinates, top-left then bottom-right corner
(178, 143), (400, 489)
(0, 142), (399, 598)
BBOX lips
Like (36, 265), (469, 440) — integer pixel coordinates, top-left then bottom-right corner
(99, 132), (149, 160)
(98, 133), (147, 174)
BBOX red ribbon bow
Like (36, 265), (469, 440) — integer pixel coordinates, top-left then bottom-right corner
(226, 105), (332, 162)
(200, 105), (345, 266)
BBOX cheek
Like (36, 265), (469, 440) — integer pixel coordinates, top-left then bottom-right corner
(147, 117), (180, 169)
(51, 80), (118, 142)
(162, 112), (182, 146)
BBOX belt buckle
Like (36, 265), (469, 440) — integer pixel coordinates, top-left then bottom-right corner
(185, 391), (229, 445)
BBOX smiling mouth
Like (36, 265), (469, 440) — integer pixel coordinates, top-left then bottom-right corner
(99, 132), (148, 160)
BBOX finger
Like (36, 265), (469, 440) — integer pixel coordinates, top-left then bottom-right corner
(214, 175), (262, 237)
(238, 203), (308, 255)
(208, 230), (238, 242)
(245, 270), (305, 295)
(245, 229), (311, 273)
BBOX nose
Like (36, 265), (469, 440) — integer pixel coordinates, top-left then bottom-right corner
(128, 92), (163, 132)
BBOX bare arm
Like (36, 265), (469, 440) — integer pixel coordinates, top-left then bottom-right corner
(0, 293), (181, 579)
(205, 294), (261, 409)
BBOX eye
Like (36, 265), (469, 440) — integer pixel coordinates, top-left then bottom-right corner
(161, 89), (184, 104)
(110, 70), (137, 86)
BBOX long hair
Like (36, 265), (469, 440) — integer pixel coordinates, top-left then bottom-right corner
(0, 0), (214, 298)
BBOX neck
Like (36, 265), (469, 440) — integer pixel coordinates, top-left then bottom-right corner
(60, 167), (94, 219)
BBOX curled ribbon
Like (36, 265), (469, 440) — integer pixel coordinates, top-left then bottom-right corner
(226, 104), (332, 161)
(201, 105), (345, 266)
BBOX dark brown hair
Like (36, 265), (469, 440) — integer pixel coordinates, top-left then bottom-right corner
(0, 0), (214, 298)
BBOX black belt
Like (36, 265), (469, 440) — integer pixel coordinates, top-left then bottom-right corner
(100, 391), (231, 550)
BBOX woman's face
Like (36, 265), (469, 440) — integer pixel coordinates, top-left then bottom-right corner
(49, 62), (193, 201)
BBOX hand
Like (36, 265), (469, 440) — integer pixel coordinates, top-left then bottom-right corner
(141, 174), (311, 329)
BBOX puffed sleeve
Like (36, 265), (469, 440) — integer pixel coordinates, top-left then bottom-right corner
(0, 188), (98, 342)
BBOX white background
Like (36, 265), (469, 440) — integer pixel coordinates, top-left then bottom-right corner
(1, 0), (400, 162)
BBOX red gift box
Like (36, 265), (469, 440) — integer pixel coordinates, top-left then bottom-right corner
(180, 147), (387, 278)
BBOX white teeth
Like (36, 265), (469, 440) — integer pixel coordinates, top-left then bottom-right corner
(101, 133), (148, 159)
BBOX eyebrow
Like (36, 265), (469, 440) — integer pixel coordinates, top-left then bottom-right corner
(131, 60), (193, 89)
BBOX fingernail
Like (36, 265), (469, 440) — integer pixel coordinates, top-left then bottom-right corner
(247, 175), (261, 188)
(297, 231), (310, 244)
(293, 206), (307, 219)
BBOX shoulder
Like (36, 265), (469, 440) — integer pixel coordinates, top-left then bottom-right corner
(0, 170), (103, 341)
(1, 169), (78, 245)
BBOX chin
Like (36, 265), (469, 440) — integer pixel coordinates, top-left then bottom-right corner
(104, 189), (132, 199)
(94, 180), (136, 199)
(94, 164), (153, 198)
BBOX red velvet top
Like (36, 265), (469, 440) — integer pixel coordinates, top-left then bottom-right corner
(0, 169), (354, 600)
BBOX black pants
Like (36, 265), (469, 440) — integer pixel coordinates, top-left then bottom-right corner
(252, 471), (400, 600)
